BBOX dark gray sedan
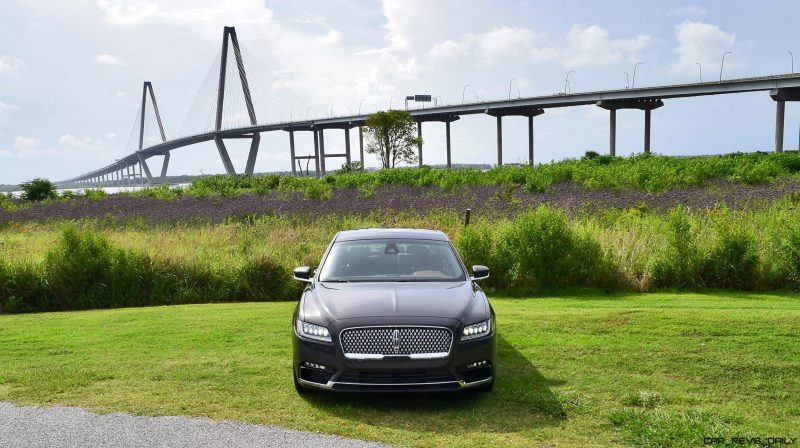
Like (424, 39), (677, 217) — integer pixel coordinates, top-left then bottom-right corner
(292, 228), (495, 393)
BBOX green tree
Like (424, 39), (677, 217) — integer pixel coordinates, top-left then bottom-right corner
(20, 178), (57, 201)
(364, 110), (422, 169)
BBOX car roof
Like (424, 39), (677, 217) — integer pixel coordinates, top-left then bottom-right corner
(334, 228), (450, 242)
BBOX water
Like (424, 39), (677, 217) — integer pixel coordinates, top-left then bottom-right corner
(6, 184), (190, 198)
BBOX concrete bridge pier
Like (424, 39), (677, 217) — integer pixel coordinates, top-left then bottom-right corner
(487, 106), (544, 166)
(496, 116), (503, 166)
(138, 153), (153, 184)
(417, 122), (423, 167)
(288, 130), (296, 176)
(344, 128), (351, 164)
(770, 88), (800, 153)
(318, 129), (326, 175)
(358, 127), (364, 165)
(597, 98), (663, 155)
(244, 134), (260, 176)
(415, 114), (460, 168)
(160, 153), (170, 181)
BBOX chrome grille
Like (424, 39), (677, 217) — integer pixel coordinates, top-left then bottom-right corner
(340, 326), (452, 358)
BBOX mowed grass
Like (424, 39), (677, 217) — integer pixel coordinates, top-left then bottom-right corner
(0, 293), (798, 447)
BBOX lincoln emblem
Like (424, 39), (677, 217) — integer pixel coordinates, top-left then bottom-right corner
(392, 329), (400, 353)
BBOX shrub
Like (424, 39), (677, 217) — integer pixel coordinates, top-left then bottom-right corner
(651, 207), (704, 289)
(704, 211), (758, 289)
(20, 178), (57, 201)
(500, 207), (607, 289)
(778, 223), (800, 290)
(1, 226), (298, 313)
(337, 161), (364, 174)
(83, 188), (108, 200)
(0, 193), (16, 211)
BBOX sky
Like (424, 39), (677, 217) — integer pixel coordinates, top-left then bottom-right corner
(1, 0), (799, 184)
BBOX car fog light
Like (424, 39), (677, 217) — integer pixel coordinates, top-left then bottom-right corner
(303, 362), (327, 370)
(466, 360), (488, 369)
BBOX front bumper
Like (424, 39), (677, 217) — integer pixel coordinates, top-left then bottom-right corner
(293, 318), (496, 392)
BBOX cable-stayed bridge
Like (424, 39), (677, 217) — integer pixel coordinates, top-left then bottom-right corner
(59, 27), (800, 186)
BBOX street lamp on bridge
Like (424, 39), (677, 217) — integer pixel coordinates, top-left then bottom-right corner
(696, 63), (702, 82)
(462, 84), (471, 104)
(508, 77), (518, 99)
(719, 51), (732, 82)
(632, 62), (643, 88)
(564, 71), (575, 94)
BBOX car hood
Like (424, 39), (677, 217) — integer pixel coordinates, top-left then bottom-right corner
(302, 281), (485, 325)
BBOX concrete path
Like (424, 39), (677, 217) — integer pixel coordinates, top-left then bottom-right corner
(0, 402), (389, 448)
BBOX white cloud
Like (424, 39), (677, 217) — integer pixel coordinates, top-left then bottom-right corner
(95, 53), (124, 66)
(105, 132), (117, 140)
(0, 149), (12, 159)
(0, 100), (20, 112)
(59, 134), (104, 152)
(96, 0), (274, 34)
(668, 5), (707, 17)
(0, 55), (26, 74)
(12, 136), (42, 159)
(428, 24), (650, 69)
(2, 135), (115, 160)
(670, 20), (741, 77)
(558, 25), (652, 68)
(479, 27), (539, 64)
(315, 29), (341, 45)
(13, 136), (40, 150)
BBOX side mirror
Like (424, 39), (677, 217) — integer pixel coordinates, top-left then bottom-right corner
(471, 265), (489, 281)
(293, 266), (313, 283)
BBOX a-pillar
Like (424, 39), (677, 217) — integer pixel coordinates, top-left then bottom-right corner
(289, 130), (296, 176)
(344, 128), (351, 164)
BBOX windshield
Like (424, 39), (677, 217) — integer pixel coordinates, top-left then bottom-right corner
(318, 239), (466, 282)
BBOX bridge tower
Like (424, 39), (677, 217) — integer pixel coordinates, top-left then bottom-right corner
(213, 26), (261, 176)
(136, 81), (170, 184)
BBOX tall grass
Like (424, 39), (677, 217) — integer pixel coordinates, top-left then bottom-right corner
(3, 201), (800, 314)
(182, 152), (800, 197)
(0, 226), (298, 313)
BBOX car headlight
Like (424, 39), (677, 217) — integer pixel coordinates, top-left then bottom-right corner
(295, 319), (332, 342)
(461, 318), (493, 341)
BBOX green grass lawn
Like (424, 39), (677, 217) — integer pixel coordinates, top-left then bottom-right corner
(1, 293), (798, 447)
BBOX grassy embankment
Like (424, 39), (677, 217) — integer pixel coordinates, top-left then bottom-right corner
(3, 200), (800, 313)
(0, 294), (797, 447)
(4, 152), (800, 313)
